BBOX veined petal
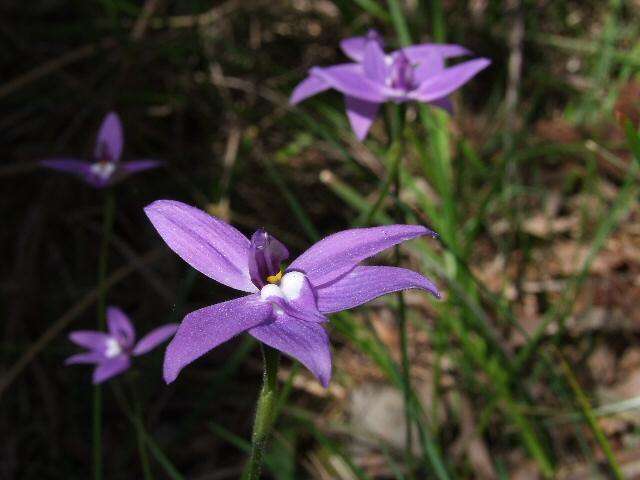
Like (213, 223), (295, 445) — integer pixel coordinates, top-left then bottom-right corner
(317, 266), (440, 314)
(249, 313), (332, 387)
(69, 331), (110, 353)
(362, 40), (388, 83)
(410, 58), (490, 103)
(145, 200), (256, 292)
(402, 43), (471, 63)
(92, 356), (130, 384)
(107, 306), (136, 349)
(163, 295), (272, 383)
(133, 323), (178, 356)
(288, 224), (436, 287)
(40, 158), (92, 179)
(290, 75), (329, 105)
(310, 65), (387, 103)
(345, 96), (380, 141)
(95, 111), (123, 162)
(65, 351), (105, 365)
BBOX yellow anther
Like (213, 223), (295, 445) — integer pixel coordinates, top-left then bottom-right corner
(266, 270), (283, 284)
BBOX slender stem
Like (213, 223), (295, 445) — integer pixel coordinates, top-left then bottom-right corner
(242, 345), (280, 480)
(93, 191), (116, 480)
(129, 376), (154, 480)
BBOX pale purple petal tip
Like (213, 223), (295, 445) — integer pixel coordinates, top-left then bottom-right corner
(119, 159), (163, 175)
(345, 96), (380, 141)
(65, 351), (105, 365)
(69, 331), (110, 352)
(92, 356), (131, 384)
(288, 224), (436, 286)
(411, 57), (491, 103)
(133, 323), (178, 356)
(144, 200), (256, 293)
(95, 111), (124, 162)
(317, 266), (440, 314)
(40, 158), (92, 178)
(163, 295), (272, 383)
(290, 75), (330, 105)
(310, 65), (387, 103)
(250, 314), (332, 388)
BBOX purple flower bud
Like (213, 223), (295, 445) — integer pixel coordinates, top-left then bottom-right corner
(248, 228), (289, 288)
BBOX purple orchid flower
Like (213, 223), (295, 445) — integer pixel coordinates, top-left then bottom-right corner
(66, 306), (178, 384)
(144, 200), (440, 387)
(41, 112), (162, 188)
(290, 29), (491, 140)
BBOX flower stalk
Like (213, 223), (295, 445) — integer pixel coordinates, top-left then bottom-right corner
(243, 346), (280, 480)
(93, 191), (116, 480)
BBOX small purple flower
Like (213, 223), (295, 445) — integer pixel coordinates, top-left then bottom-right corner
(145, 200), (440, 387)
(290, 29), (491, 140)
(41, 112), (162, 188)
(66, 306), (178, 384)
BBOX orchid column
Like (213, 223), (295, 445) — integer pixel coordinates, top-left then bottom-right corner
(290, 29), (489, 466)
(42, 112), (161, 480)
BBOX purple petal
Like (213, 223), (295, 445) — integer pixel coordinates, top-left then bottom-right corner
(163, 295), (272, 383)
(119, 159), (163, 175)
(410, 58), (491, 103)
(144, 200), (256, 293)
(316, 266), (440, 314)
(69, 331), (110, 353)
(429, 96), (453, 114)
(65, 351), (105, 365)
(133, 323), (178, 356)
(310, 65), (387, 103)
(290, 75), (329, 105)
(40, 158), (92, 179)
(249, 313), (332, 387)
(107, 306), (136, 349)
(94, 111), (123, 162)
(345, 96), (380, 141)
(362, 40), (388, 83)
(413, 53), (445, 82)
(340, 29), (385, 62)
(288, 225), (436, 287)
(92, 355), (131, 384)
(402, 44), (472, 63)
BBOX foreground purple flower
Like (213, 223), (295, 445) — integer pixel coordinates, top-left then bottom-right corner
(290, 29), (490, 140)
(66, 307), (178, 384)
(145, 200), (440, 387)
(41, 112), (162, 188)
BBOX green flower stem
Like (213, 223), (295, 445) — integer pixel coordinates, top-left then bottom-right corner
(93, 191), (116, 480)
(243, 345), (280, 480)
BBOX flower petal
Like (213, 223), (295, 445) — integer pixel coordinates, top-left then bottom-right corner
(402, 43), (471, 63)
(40, 158), (92, 179)
(107, 306), (136, 349)
(119, 159), (162, 175)
(345, 96), (380, 141)
(310, 65), (387, 103)
(95, 111), (123, 162)
(133, 323), (178, 356)
(144, 200), (256, 292)
(290, 75), (329, 105)
(65, 351), (105, 365)
(163, 295), (272, 383)
(429, 96), (453, 114)
(340, 29), (385, 62)
(260, 272), (326, 323)
(413, 53), (445, 83)
(288, 224), (436, 287)
(249, 313), (332, 387)
(410, 58), (490, 103)
(92, 356), (130, 384)
(69, 331), (110, 353)
(362, 40), (388, 83)
(317, 266), (440, 314)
